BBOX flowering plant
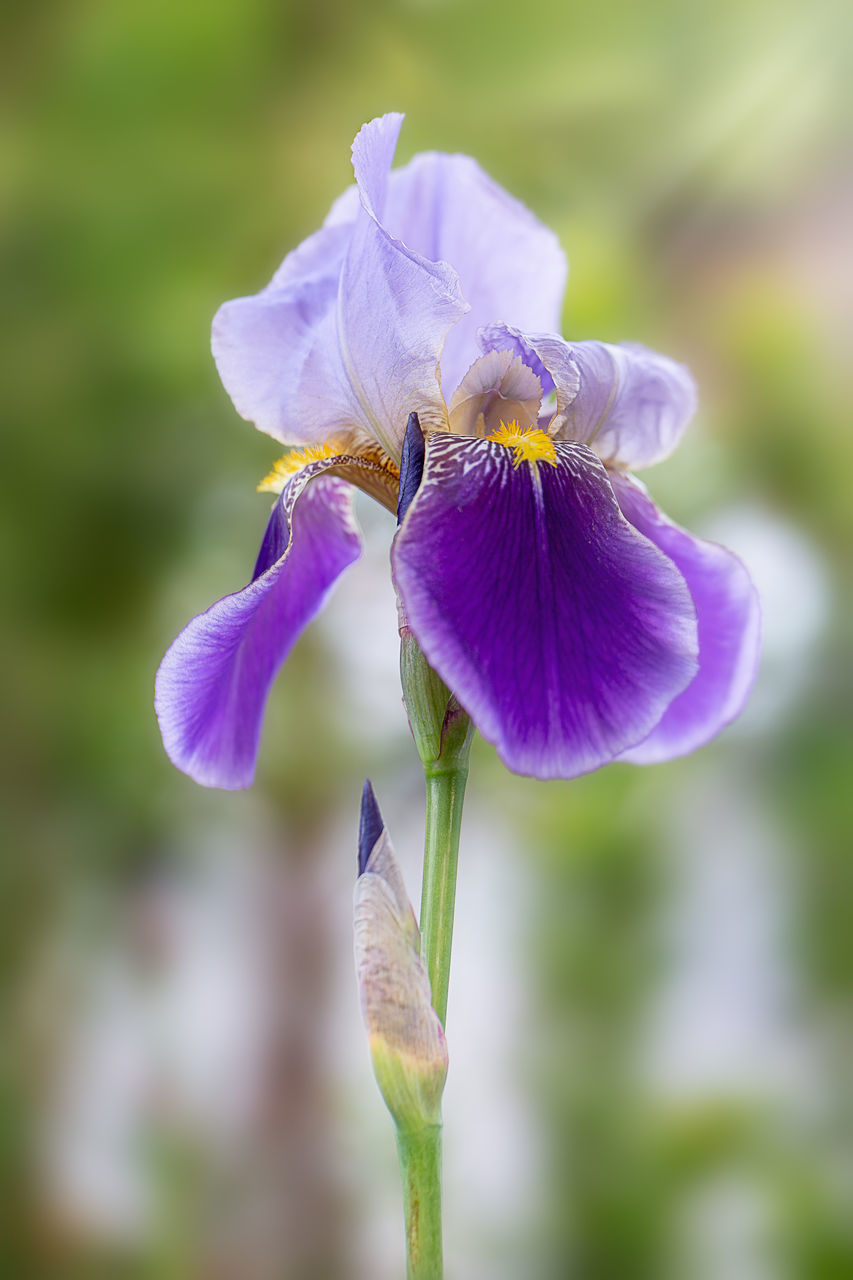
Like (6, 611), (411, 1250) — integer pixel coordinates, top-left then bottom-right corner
(155, 113), (759, 1276)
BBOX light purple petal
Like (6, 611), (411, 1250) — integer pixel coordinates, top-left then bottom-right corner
(392, 434), (699, 779)
(211, 240), (346, 448)
(212, 114), (466, 458)
(379, 152), (567, 394)
(292, 132), (567, 399)
(613, 475), (761, 764)
(481, 328), (696, 469)
(155, 470), (362, 789)
(448, 349), (543, 436)
(559, 340), (698, 469)
(333, 116), (467, 457)
(479, 324), (577, 421)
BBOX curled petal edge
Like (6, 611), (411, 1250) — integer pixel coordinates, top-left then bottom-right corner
(613, 475), (761, 764)
(155, 453), (397, 789)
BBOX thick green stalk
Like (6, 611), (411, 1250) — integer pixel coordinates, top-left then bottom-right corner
(397, 630), (473, 1277)
(396, 1124), (443, 1279)
(420, 723), (471, 1027)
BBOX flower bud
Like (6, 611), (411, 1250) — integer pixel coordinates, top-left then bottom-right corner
(354, 782), (448, 1132)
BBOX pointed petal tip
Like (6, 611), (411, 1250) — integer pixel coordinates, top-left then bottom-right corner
(358, 779), (385, 876)
(397, 412), (425, 524)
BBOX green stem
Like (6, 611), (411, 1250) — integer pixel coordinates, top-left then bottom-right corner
(420, 732), (471, 1027)
(396, 718), (470, 1278)
(397, 630), (473, 1278)
(396, 1124), (443, 1279)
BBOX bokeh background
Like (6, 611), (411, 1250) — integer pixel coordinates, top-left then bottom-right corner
(3, 0), (852, 1275)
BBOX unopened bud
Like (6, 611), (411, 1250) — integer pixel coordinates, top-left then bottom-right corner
(354, 782), (448, 1132)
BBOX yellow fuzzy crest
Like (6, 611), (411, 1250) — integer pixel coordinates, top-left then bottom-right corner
(257, 443), (343, 493)
(487, 420), (557, 469)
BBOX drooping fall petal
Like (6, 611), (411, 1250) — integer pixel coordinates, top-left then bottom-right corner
(155, 469), (362, 789)
(612, 475), (761, 763)
(392, 433), (700, 779)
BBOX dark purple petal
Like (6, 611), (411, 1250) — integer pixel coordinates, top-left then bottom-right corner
(212, 115), (466, 458)
(397, 412), (426, 524)
(379, 152), (567, 394)
(392, 435), (699, 779)
(612, 475), (761, 764)
(358, 779), (385, 876)
(155, 471), (361, 789)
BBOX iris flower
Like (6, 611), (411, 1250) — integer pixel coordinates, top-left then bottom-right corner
(155, 113), (759, 789)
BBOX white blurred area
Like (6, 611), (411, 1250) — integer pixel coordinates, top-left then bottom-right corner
(36, 502), (836, 1278)
(645, 506), (830, 1094)
(39, 839), (271, 1245)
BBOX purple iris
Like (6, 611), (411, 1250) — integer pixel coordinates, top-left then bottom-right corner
(155, 113), (760, 789)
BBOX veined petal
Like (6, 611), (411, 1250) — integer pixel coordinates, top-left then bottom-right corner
(559, 340), (697, 469)
(479, 327), (696, 469)
(479, 324), (578, 424)
(448, 348), (543, 436)
(212, 114), (466, 459)
(392, 434), (699, 779)
(379, 152), (567, 393)
(335, 116), (466, 459)
(212, 238), (349, 448)
(613, 475), (761, 764)
(299, 131), (567, 396)
(155, 458), (371, 789)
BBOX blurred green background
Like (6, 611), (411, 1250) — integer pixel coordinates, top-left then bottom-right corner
(3, 0), (852, 1275)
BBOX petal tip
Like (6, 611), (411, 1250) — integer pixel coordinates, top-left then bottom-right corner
(397, 412), (426, 523)
(358, 779), (384, 876)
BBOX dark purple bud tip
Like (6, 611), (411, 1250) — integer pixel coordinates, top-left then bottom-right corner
(358, 779), (385, 876)
(397, 412), (425, 524)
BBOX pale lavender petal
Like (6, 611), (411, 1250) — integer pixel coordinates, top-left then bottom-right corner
(212, 114), (465, 458)
(448, 349), (542, 436)
(392, 434), (699, 779)
(211, 252), (345, 448)
(480, 327), (695, 469)
(155, 472), (361, 789)
(479, 324), (577, 422)
(381, 153), (567, 394)
(559, 340), (697, 468)
(613, 475), (761, 764)
(334, 117), (466, 458)
(289, 127), (567, 398)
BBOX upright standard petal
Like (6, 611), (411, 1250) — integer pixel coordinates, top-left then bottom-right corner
(479, 324), (578, 422)
(155, 466), (362, 789)
(392, 434), (699, 779)
(559, 340), (697, 469)
(481, 328), (696, 468)
(448, 349), (543, 436)
(381, 152), (567, 394)
(212, 114), (466, 459)
(612, 475), (761, 764)
(212, 221), (353, 447)
(334, 116), (467, 459)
